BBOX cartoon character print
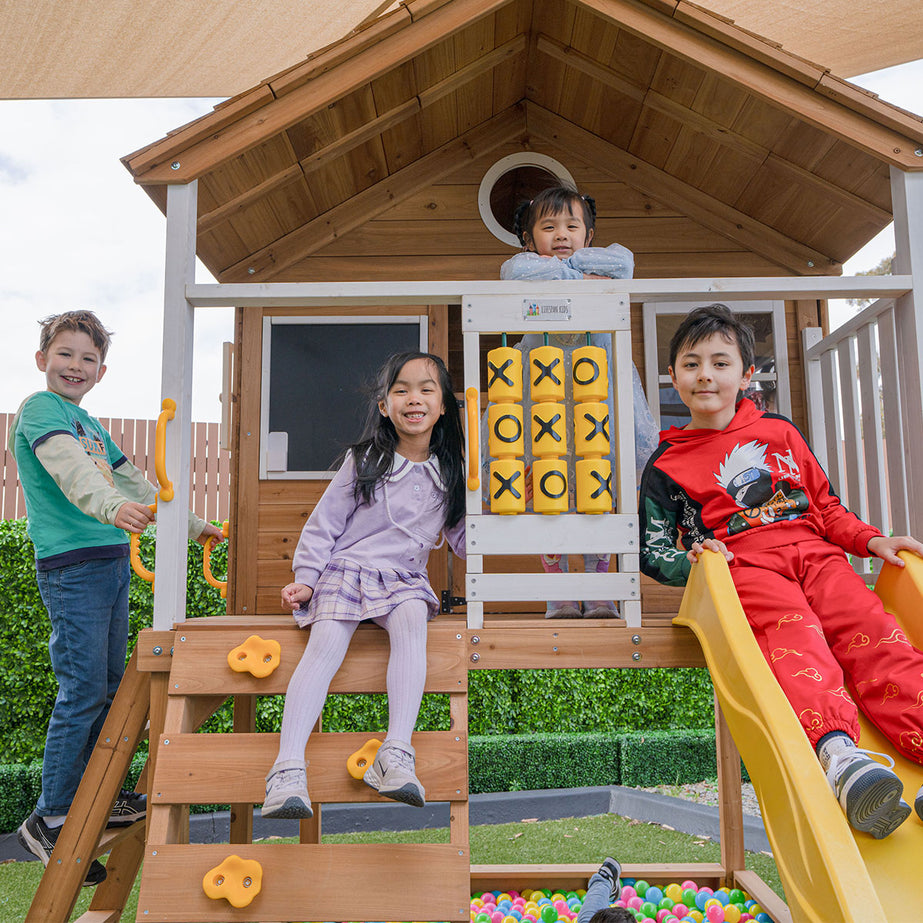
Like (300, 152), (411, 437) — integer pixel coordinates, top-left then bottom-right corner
(74, 420), (115, 487)
(714, 440), (810, 535)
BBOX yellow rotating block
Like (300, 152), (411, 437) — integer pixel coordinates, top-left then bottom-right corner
(227, 635), (281, 678)
(487, 345), (523, 403)
(488, 402), (524, 458)
(529, 345), (565, 402)
(531, 402), (566, 458)
(347, 738), (383, 779)
(532, 458), (569, 514)
(572, 345), (609, 402)
(577, 458), (613, 513)
(490, 459), (526, 514)
(202, 855), (263, 908)
(574, 401), (611, 457)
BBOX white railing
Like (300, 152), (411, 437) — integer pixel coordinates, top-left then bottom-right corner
(803, 298), (911, 574)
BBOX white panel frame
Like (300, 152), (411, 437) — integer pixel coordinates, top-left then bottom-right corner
(153, 182), (198, 631)
(463, 293), (641, 626)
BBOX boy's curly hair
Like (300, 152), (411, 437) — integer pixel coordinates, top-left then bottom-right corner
(38, 311), (113, 362)
(589, 908), (635, 923)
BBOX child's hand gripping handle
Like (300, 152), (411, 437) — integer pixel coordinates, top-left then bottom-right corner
(203, 521), (231, 598)
(129, 501), (157, 584)
(155, 398), (176, 502)
(466, 387), (479, 492)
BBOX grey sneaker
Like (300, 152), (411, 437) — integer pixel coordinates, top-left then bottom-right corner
(364, 739), (425, 807)
(582, 601), (619, 618)
(545, 601), (581, 619)
(262, 760), (313, 819)
(595, 856), (622, 901)
(17, 811), (107, 886)
(825, 748), (909, 838)
(915, 783), (923, 822)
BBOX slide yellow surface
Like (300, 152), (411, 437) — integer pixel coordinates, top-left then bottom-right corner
(675, 551), (923, 923)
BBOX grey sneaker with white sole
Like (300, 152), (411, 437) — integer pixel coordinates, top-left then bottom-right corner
(363, 739), (425, 807)
(262, 759), (313, 819)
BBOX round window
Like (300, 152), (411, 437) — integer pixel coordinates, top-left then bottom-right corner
(478, 154), (576, 247)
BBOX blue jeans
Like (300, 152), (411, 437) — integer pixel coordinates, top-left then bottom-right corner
(35, 556), (130, 816)
(576, 871), (613, 923)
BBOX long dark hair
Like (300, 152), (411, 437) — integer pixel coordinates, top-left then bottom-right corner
(512, 184), (597, 249)
(351, 351), (465, 528)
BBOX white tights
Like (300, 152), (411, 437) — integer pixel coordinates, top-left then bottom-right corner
(275, 600), (429, 764)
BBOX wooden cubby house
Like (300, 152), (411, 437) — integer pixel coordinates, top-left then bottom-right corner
(25, 0), (923, 921)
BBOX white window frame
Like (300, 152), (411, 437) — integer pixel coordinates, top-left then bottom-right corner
(642, 300), (791, 428)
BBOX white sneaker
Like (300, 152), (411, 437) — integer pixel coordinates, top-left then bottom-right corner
(363, 739), (425, 807)
(262, 759), (313, 819)
(825, 748), (909, 838)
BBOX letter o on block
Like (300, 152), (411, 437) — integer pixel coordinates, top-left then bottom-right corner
(572, 345), (609, 402)
(532, 458), (568, 514)
(577, 458), (613, 513)
(488, 402), (524, 458)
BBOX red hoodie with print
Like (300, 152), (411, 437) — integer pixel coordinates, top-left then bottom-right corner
(639, 399), (881, 586)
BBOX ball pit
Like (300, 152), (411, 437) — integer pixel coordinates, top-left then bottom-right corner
(460, 881), (773, 923)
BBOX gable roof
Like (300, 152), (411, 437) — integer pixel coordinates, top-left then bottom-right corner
(121, 0), (923, 281)
(2, 0), (921, 97)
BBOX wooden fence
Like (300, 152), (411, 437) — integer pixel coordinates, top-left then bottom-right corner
(1, 412), (231, 523)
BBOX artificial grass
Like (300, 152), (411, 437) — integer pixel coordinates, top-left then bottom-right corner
(0, 812), (783, 923)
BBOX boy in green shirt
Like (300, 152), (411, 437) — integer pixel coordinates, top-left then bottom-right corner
(11, 310), (222, 884)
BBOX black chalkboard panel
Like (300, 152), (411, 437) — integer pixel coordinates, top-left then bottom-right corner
(267, 319), (424, 474)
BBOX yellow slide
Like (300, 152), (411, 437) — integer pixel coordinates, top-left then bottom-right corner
(675, 550), (923, 923)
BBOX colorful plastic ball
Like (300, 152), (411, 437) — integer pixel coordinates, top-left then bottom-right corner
(628, 897), (644, 911)
(502, 915), (517, 923)
(705, 906), (725, 923)
(728, 890), (745, 905)
(539, 906), (557, 923)
(642, 902), (658, 917)
(695, 891), (714, 911)
(646, 887), (664, 905)
(475, 913), (490, 923)
(723, 906), (741, 923)
(682, 890), (697, 906)
(681, 881), (697, 891)
(665, 884), (683, 902)
(621, 886), (638, 902)
(635, 880), (650, 897)
(712, 892), (730, 906)
(672, 905), (689, 918)
(754, 915), (772, 923)
(659, 898), (676, 910)
(491, 913), (505, 923)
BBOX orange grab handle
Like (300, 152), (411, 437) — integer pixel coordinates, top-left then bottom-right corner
(129, 503), (157, 585)
(154, 398), (176, 502)
(203, 521), (230, 598)
(466, 387), (479, 492)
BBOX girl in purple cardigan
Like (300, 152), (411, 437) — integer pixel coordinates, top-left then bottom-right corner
(262, 351), (466, 818)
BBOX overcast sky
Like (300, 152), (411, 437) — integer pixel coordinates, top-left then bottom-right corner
(1, 59), (921, 423)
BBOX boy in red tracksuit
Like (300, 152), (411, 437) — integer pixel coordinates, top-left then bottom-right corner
(639, 303), (923, 839)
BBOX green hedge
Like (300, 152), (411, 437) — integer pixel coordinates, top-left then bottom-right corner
(0, 518), (227, 764)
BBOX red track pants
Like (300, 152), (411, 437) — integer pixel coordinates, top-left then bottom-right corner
(729, 539), (923, 763)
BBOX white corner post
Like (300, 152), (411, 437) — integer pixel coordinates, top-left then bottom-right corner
(890, 166), (923, 537)
(153, 181), (198, 631)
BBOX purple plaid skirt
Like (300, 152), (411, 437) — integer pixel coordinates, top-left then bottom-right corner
(293, 558), (440, 627)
